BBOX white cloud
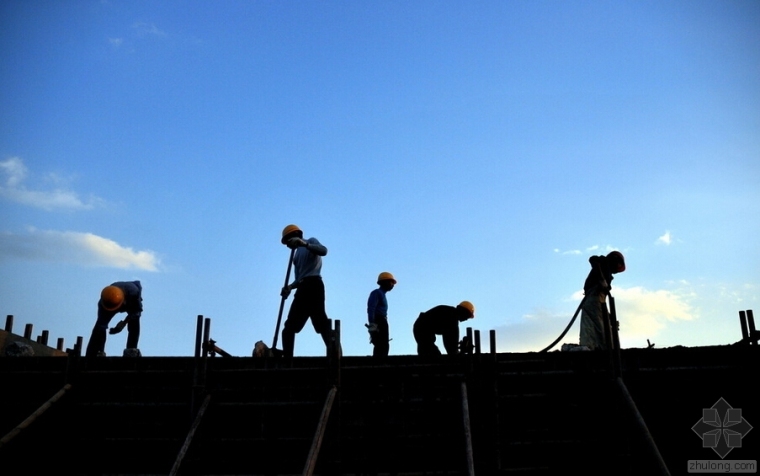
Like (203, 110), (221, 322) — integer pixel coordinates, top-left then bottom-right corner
(554, 248), (581, 255)
(657, 231), (672, 245)
(0, 229), (160, 271)
(0, 157), (103, 210)
(109, 37), (124, 47)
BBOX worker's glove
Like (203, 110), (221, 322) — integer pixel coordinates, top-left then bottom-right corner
(286, 237), (307, 249)
(109, 320), (127, 335)
(458, 336), (473, 354)
(280, 286), (292, 299)
(365, 322), (378, 344)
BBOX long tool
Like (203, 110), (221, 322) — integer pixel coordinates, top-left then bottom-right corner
(272, 247), (295, 350)
(539, 295), (587, 353)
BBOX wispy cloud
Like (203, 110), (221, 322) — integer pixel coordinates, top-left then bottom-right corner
(133, 22), (166, 37)
(553, 248), (581, 255)
(0, 157), (103, 211)
(657, 231), (672, 245)
(0, 229), (160, 271)
(108, 37), (124, 47)
(496, 285), (696, 352)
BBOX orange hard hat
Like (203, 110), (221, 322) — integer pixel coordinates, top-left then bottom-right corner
(377, 272), (396, 284)
(458, 301), (475, 317)
(101, 285), (125, 311)
(281, 224), (303, 244)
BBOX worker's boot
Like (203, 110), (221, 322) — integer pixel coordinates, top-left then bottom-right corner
(282, 329), (295, 358)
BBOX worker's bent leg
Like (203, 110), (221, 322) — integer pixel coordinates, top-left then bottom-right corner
(126, 317), (140, 349)
(86, 309), (115, 357)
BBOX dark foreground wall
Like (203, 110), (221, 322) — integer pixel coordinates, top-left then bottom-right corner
(0, 345), (757, 476)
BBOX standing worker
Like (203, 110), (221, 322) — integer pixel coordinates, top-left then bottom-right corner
(86, 281), (143, 357)
(279, 224), (332, 357)
(366, 271), (396, 357)
(413, 301), (475, 356)
(579, 251), (626, 350)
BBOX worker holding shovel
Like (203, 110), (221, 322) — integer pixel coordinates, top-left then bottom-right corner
(277, 224), (332, 358)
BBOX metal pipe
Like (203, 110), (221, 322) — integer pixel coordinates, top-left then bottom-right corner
(0, 384), (72, 449)
(41, 330), (49, 346)
(461, 382), (476, 476)
(302, 385), (338, 476)
(489, 330), (496, 354)
(24, 323), (33, 340)
(474, 330), (481, 355)
(57, 338), (64, 351)
(4, 315), (12, 333)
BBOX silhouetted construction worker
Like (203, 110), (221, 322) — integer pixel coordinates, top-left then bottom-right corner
(413, 301), (475, 356)
(86, 281), (143, 357)
(579, 251), (626, 350)
(279, 224), (332, 357)
(366, 271), (396, 357)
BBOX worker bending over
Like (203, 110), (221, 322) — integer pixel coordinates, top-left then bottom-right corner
(86, 281), (143, 357)
(579, 251), (626, 350)
(413, 301), (475, 356)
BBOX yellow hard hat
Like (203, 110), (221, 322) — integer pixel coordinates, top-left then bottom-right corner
(458, 301), (475, 317)
(281, 224), (303, 244)
(101, 286), (125, 311)
(377, 272), (396, 284)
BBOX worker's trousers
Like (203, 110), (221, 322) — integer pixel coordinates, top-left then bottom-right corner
(282, 276), (330, 357)
(371, 315), (390, 357)
(579, 291), (609, 350)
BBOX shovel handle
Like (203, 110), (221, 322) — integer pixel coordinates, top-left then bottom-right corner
(272, 247), (296, 349)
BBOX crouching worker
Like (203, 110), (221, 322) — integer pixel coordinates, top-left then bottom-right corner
(579, 251), (626, 350)
(86, 281), (143, 357)
(413, 301), (475, 356)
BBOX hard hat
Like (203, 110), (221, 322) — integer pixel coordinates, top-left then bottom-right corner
(458, 301), (475, 317)
(281, 224), (303, 244)
(607, 251), (626, 273)
(377, 272), (397, 284)
(101, 285), (125, 311)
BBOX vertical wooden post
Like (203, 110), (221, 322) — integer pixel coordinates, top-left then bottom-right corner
(203, 318), (212, 357)
(489, 330), (496, 354)
(75, 336), (83, 355)
(747, 310), (757, 345)
(41, 330), (49, 346)
(739, 311), (749, 342)
(4, 315), (13, 333)
(24, 324), (33, 339)
(57, 338), (64, 351)
(461, 382), (476, 476)
(474, 330), (481, 354)
(195, 315), (203, 358)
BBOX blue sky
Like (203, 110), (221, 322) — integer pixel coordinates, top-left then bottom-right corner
(1, 0), (758, 357)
